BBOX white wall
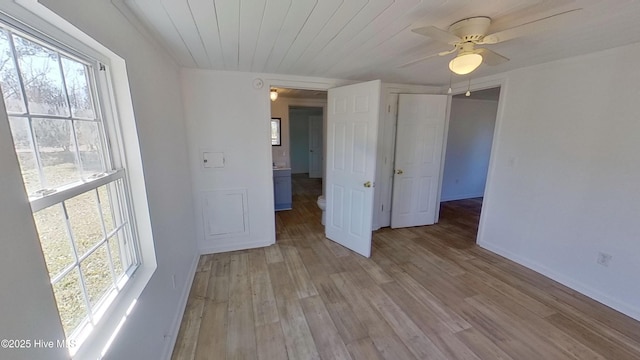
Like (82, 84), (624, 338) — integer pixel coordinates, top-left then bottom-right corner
(32, 1), (199, 359)
(441, 98), (497, 201)
(182, 69), (347, 253)
(479, 42), (640, 320)
(182, 69), (275, 253)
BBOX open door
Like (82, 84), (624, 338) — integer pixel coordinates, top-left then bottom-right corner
(325, 80), (381, 257)
(308, 115), (323, 178)
(391, 94), (447, 228)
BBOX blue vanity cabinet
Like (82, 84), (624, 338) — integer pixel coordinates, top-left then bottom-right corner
(273, 168), (292, 211)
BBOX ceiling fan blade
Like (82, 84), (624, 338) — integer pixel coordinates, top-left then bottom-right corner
(398, 48), (457, 68)
(479, 8), (582, 44)
(476, 48), (509, 65)
(412, 26), (461, 45)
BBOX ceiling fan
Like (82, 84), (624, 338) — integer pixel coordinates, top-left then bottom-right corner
(402, 9), (582, 75)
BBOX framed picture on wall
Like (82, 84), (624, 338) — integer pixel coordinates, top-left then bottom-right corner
(271, 118), (281, 146)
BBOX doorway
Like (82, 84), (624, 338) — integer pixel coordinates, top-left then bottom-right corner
(288, 106), (323, 224)
(440, 86), (500, 241)
(289, 106), (323, 178)
(270, 88), (327, 229)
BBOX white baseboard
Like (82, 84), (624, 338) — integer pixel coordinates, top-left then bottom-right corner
(199, 238), (274, 255)
(440, 192), (484, 202)
(160, 253), (200, 360)
(478, 240), (640, 322)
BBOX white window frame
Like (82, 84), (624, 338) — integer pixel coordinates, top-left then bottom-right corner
(1, 1), (158, 359)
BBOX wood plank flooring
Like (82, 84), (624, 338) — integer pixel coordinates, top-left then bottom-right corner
(172, 174), (640, 360)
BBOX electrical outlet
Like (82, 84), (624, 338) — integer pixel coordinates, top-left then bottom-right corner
(597, 252), (612, 267)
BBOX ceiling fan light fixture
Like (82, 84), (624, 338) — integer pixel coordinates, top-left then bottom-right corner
(270, 89), (278, 101)
(448, 53), (483, 75)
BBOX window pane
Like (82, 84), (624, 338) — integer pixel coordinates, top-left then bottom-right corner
(13, 34), (69, 117)
(33, 204), (75, 278)
(32, 117), (80, 188)
(8, 116), (41, 194)
(109, 225), (134, 276)
(66, 189), (104, 257)
(97, 184), (115, 233)
(120, 224), (135, 270)
(75, 120), (104, 175)
(81, 244), (114, 308)
(110, 226), (134, 274)
(108, 236), (124, 279)
(61, 57), (95, 119)
(52, 269), (88, 337)
(109, 178), (127, 229)
(0, 21), (142, 342)
(0, 30), (27, 113)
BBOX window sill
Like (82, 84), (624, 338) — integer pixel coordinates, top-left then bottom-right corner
(70, 261), (156, 359)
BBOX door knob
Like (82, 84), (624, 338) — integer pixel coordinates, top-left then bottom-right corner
(395, 169), (404, 175)
(364, 181), (372, 188)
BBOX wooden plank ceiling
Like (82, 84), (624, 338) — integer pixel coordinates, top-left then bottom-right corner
(121, 0), (640, 85)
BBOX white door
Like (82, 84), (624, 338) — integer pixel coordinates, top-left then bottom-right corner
(326, 80), (381, 258)
(308, 115), (323, 178)
(391, 94), (447, 228)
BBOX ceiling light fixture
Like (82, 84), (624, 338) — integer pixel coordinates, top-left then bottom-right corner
(449, 52), (483, 75)
(270, 89), (278, 101)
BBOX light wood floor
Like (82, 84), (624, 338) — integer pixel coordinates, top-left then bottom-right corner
(172, 174), (640, 359)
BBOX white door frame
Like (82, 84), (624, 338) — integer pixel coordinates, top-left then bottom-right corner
(280, 98), (329, 190)
(442, 76), (508, 244)
(266, 79), (352, 241)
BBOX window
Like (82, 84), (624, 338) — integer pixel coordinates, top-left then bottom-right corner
(0, 20), (139, 346)
(271, 117), (281, 146)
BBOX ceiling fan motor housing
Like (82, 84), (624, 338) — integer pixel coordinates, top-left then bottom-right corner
(449, 16), (491, 42)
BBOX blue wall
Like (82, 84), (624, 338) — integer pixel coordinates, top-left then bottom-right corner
(289, 107), (321, 174)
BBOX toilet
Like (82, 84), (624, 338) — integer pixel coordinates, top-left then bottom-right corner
(316, 195), (326, 225)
